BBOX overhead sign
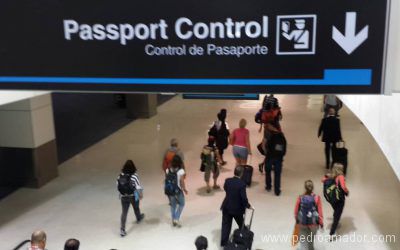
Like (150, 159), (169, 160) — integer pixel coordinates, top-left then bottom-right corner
(0, 0), (389, 93)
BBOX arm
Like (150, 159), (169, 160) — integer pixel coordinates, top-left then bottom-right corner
(180, 173), (188, 195)
(337, 175), (349, 194)
(294, 196), (301, 222)
(338, 119), (342, 141)
(318, 119), (324, 138)
(229, 132), (235, 145)
(246, 132), (252, 155)
(283, 134), (287, 156)
(240, 184), (251, 209)
(282, 31), (295, 40)
(316, 196), (324, 227)
(131, 175), (143, 199)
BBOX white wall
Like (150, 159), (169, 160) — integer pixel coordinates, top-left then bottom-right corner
(386, 0), (400, 93)
(339, 94), (400, 180)
(339, 0), (400, 180)
(0, 93), (55, 148)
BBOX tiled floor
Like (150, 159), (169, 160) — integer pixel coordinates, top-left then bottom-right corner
(0, 95), (399, 250)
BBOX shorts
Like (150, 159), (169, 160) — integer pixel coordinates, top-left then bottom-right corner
(204, 163), (220, 182)
(233, 145), (248, 160)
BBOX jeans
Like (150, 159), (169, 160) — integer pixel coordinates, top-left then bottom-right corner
(298, 226), (318, 250)
(324, 142), (337, 168)
(169, 191), (185, 221)
(265, 158), (283, 194)
(220, 211), (244, 246)
(120, 196), (142, 230)
(330, 200), (345, 235)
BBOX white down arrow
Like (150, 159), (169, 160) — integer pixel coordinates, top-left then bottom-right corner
(332, 12), (369, 55)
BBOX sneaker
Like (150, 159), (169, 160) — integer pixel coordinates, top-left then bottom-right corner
(213, 185), (220, 190)
(175, 221), (182, 228)
(137, 213), (145, 223)
(120, 229), (127, 237)
(172, 220), (177, 227)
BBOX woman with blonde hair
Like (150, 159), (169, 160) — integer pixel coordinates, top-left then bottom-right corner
(230, 118), (252, 165)
(323, 163), (349, 237)
(294, 180), (323, 250)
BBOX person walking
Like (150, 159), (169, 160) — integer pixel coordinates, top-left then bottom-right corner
(64, 239), (80, 250)
(323, 95), (342, 117)
(165, 155), (188, 227)
(117, 160), (145, 237)
(230, 119), (252, 166)
(220, 166), (252, 247)
(195, 235), (208, 250)
(262, 94), (279, 111)
(201, 137), (222, 193)
(318, 107), (342, 169)
(162, 138), (185, 172)
(294, 180), (324, 250)
(265, 130), (287, 196)
(208, 109), (230, 165)
(324, 163), (349, 238)
(29, 230), (47, 250)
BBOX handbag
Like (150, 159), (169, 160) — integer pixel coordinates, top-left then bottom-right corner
(291, 223), (300, 246)
(200, 163), (206, 172)
(257, 142), (265, 155)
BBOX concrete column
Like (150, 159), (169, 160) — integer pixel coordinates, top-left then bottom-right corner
(0, 93), (58, 188)
(126, 94), (158, 119)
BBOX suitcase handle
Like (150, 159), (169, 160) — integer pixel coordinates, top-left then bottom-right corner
(336, 141), (345, 148)
(242, 207), (255, 230)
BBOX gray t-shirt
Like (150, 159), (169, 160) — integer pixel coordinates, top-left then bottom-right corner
(325, 95), (338, 106)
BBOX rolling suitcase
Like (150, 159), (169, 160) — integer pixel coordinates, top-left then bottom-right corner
(332, 141), (348, 175)
(241, 165), (253, 187)
(232, 208), (255, 250)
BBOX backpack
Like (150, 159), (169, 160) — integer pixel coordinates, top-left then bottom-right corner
(162, 150), (176, 171)
(297, 195), (320, 225)
(323, 178), (344, 204)
(164, 169), (180, 196)
(269, 133), (286, 157)
(117, 174), (135, 195)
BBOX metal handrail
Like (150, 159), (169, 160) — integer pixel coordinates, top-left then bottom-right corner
(12, 240), (30, 250)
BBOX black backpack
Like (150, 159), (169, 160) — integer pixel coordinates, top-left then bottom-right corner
(269, 133), (286, 157)
(323, 178), (344, 204)
(164, 169), (180, 196)
(117, 174), (135, 195)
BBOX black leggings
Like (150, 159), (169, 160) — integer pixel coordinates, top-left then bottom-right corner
(330, 200), (345, 235)
(325, 142), (337, 168)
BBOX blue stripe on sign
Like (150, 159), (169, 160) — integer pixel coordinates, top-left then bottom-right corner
(0, 69), (371, 86)
(183, 94), (259, 100)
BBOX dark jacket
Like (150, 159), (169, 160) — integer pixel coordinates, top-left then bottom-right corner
(221, 177), (250, 215)
(266, 132), (287, 160)
(318, 116), (342, 143)
(209, 121), (230, 150)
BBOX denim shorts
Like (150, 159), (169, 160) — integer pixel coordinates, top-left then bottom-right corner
(233, 145), (248, 160)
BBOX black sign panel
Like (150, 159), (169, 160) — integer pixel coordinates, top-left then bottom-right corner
(0, 0), (389, 93)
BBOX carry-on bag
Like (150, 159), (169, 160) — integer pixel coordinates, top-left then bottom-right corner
(241, 165), (253, 187)
(232, 208), (255, 250)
